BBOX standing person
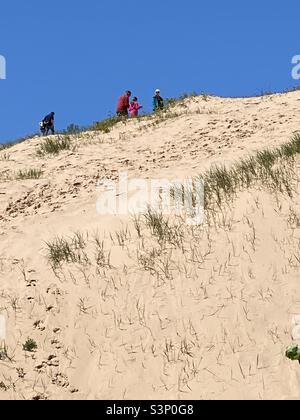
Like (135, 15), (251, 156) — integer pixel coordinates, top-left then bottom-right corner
(153, 89), (164, 112)
(129, 97), (143, 118)
(40, 112), (55, 136)
(116, 90), (132, 117)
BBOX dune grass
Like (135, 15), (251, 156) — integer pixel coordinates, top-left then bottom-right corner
(197, 133), (300, 209)
(37, 136), (72, 156)
(22, 338), (37, 353)
(16, 168), (43, 180)
(45, 233), (90, 269)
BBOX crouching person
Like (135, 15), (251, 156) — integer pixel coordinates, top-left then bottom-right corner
(40, 112), (55, 136)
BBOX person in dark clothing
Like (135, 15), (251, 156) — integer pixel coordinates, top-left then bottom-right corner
(153, 89), (164, 112)
(40, 112), (55, 136)
(116, 91), (132, 117)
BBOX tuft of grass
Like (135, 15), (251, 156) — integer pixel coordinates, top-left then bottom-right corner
(0, 152), (11, 161)
(23, 338), (37, 353)
(45, 233), (90, 269)
(37, 136), (71, 156)
(16, 168), (43, 180)
(288, 208), (300, 229)
(144, 208), (170, 244)
(94, 236), (111, 270)
(63, 124), (82, 135)
(144, 207), (184, 247)
(165, 92), (199, 110)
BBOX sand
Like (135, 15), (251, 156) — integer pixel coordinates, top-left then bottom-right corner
(1, 91), (300, 400)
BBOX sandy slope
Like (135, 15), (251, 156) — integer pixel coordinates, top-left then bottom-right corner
(1, 92), (300, 400)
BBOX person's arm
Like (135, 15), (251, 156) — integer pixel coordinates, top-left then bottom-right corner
(153, 97), (157, 111)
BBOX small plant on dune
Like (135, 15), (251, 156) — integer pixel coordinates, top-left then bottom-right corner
(286, 345), (300, 363)
(165, 98), (177, 108)
(165, 92), (199, 110)
(0, 381), (8, 391)
(37, 136), (72, 156)
(279, 134), (300, 158)
(63, 123), (82, 135)
(201, 92), (209, 101)
(132, 214), (143, 238)
(144, 207), (170, 243)
(144, 207), (184, 247)
(45, 233), (90, 269)
(72, 231), (87, 250)
(0, 346), (8, 361)
(286, 85), (300, 93)
(0, 152), (11, 161)
(255, 150), (278, 170)
(94, 236), (111, 270)
(137, 246), (161, 275)
(258, 89), (276, 97)
(92, 116), (125, 133)
(23, 338), (37, 353)
(46, 237), (75, 268)
(16, 168), (43, 180)
(287, 208), (300, 229)
(115, 226), (131, 248)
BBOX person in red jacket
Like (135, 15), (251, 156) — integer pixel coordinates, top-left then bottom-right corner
(116, 90), (132, 117)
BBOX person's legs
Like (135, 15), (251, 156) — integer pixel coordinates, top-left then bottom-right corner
(44, 124), (55, 135)
(117, 110), (128, 118)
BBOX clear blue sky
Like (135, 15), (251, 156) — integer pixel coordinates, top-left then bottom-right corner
(1, 0), (299, 143)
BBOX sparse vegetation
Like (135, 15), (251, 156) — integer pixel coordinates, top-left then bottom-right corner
(63, 124), (82, 135)
(0, 152), (11, 161)
(23, 338), (37, 353)
(144, 207), (183, 247)
(193, 134), (300, 210)
(91, 116), (125, 133)
(37, 136), (72, 156)
(45, 233), (90, 269)
(16, 168), (43, 180)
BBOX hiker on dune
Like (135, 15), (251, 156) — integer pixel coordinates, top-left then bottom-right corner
(129, 97), (143, 118)
(153, 89), (164, 112)
(40, 112), (55, 136)
(116, 90), (132, 117)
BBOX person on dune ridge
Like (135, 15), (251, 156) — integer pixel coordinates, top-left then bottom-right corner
(116, 90), (132, 117)
(129, 97), (143, 118)
(40, 112), (55, 136)
(153, 89), (164, 112)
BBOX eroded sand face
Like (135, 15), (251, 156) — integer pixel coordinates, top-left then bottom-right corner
(1, 92), (300, 400)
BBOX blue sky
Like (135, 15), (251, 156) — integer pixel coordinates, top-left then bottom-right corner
(0, 0), (299, 143)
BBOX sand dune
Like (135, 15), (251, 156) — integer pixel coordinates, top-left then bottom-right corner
(1, 92), (300, 400)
